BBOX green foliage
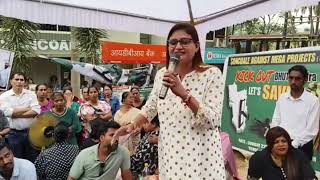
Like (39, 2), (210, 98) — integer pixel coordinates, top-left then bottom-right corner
(243, 15), (282, 35)
(233, 13), (299, 36)
(0, 16), (38, 76)
(314, 4), (320, 16)
(72, 28), (107, 64)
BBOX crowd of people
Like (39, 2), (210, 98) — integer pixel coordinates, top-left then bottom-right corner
(0, 70), (158, 180)
(0, 22), (319, 180)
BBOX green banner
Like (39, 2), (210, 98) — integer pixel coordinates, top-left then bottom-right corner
(221, 47), (320, 171)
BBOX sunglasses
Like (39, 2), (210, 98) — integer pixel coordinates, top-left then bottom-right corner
(168, 38), (194, 46)
(99, 162), (105, 176)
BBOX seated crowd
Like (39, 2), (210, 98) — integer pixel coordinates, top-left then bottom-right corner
(0, 72), (318, 180)
(0, 73), (158, 180)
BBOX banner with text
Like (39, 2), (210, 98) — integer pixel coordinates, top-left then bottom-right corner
(221, 47), (320, 171)
(102, 42), (166, 64)
(204, 48), (235, 64)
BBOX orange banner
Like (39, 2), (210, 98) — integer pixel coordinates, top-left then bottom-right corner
(102, 42), (166, 64)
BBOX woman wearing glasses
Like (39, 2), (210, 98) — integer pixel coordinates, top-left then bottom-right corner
(114, 23), (225, 179)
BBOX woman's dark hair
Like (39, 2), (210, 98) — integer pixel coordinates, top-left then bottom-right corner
(130, 86), (140, 93)
(121, 92), (130, 103)
(166, 23), (203, 70)
(35, 83), (48, 92)
(54, 122), (69, 143)
(266, 126), (292, 150)
(62, 86), (73, 93)
(151, 115), (160, 127)
(52, 92), (65, 100)
(88, 86), (99, 92)
(81, 87), (89, 93)
(288, 65), (308, 80)
(266, 127), (298, 180)
(104, 84), (113, 92)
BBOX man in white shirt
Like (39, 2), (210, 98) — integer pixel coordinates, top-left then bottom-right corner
(0, 141), (37, 180)
(0, 73), (40, 162)
(271, 65), (320, 160)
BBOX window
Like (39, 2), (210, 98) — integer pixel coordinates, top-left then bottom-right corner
(39, 24), (70, 31)
(140, 33), (151, 44)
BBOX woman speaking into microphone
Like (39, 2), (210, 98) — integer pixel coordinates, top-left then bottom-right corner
(114, 23), (225, 179)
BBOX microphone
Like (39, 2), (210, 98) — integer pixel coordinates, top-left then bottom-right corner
(159, 53), (181, 99)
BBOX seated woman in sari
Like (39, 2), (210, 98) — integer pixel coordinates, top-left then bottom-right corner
(114, 92), (141, 154)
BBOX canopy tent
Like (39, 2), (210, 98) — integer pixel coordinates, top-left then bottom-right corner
(0, 0), (318, 54)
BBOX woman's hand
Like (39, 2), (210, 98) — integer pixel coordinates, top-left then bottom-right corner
(65, 94), (73, 102)
(99, 112), (112, 121)
(131, 127), (141, 136)
(112, 123), (135, 144)
(148, 134), (159, 144)
(162, 70), (187, 98)
(83, 114), (97, 122)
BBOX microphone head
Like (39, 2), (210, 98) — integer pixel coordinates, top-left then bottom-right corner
(170, 53), (181, 62)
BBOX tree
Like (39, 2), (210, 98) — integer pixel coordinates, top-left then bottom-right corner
(233, 15), (282, 35)
(72, 28), (107, 64)
(0, 16), (38, 76)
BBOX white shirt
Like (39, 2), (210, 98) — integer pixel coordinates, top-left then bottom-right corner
(271, 90), (320, 148)
(0, 89), (40, 130)
(0, 157), (37, 180)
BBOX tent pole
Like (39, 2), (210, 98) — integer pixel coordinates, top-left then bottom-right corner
(186, 0), (195, 25)
(70, 29), (81, 97)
